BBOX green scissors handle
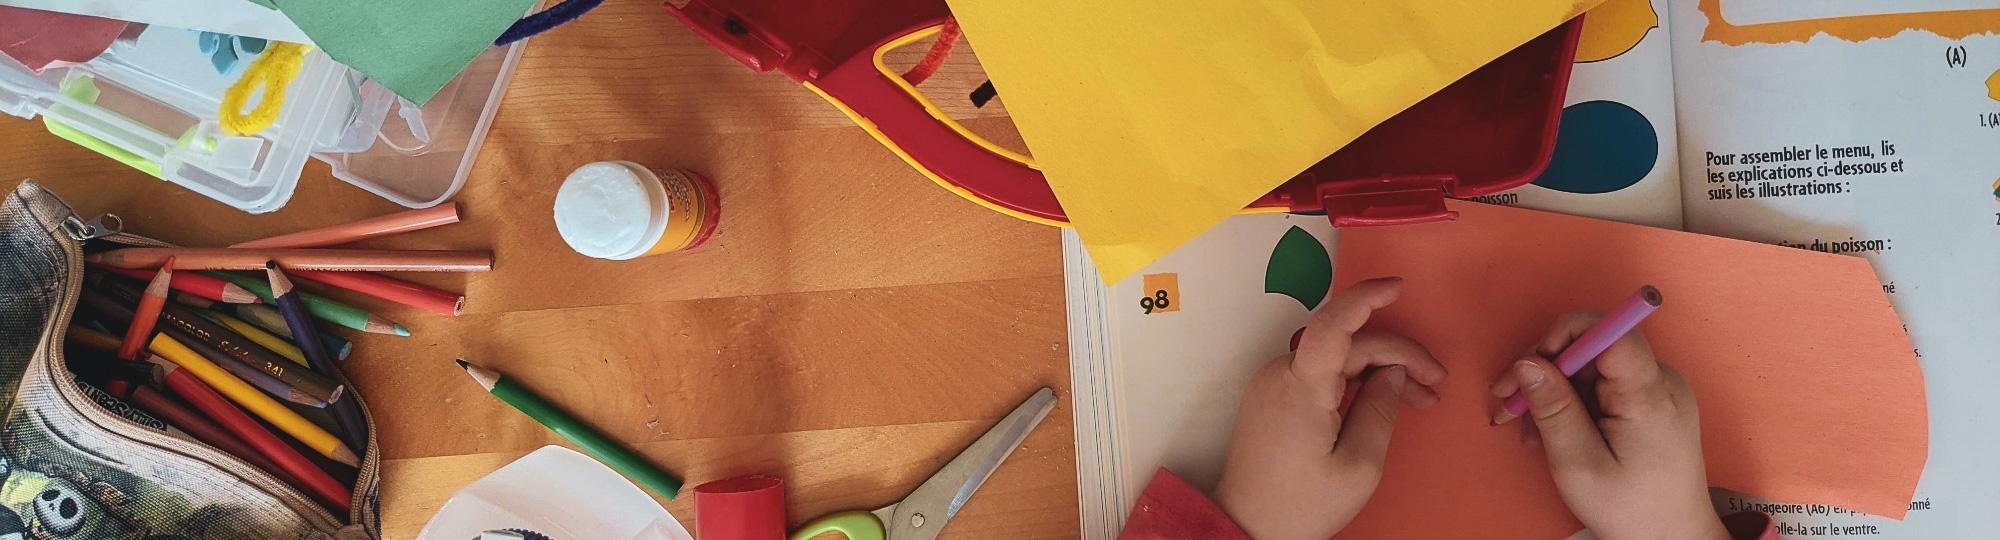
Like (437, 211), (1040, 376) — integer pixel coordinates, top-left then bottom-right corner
(790, 510), (885, 540)
(789, 388), (1056, 540)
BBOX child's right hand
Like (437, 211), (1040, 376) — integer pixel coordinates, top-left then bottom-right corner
(1489, 312), (1730, 540)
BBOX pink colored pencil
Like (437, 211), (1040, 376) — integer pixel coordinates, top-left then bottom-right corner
(231, 203), (460, 249)
(87, 248), (492, 273)
(1493, 285), (1663, 425)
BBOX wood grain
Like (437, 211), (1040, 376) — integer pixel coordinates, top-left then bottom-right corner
(0, 0), (1076, 536)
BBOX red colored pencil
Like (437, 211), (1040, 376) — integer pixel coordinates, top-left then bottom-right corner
(288, 269), (465, 317)
(96, 264), (261, 304)
(114, 259), (175, 394)
(126, 383), (301, 488)
(148, 356), (351, 512)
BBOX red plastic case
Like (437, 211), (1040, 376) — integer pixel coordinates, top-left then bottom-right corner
(1252, 21), (1582, 226)
(666, 0), (1581, 228)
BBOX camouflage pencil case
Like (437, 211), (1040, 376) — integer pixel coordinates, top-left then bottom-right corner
(1, 180), (382, 539)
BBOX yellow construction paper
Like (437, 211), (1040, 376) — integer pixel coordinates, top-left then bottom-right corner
(947, 0), (1604, 283)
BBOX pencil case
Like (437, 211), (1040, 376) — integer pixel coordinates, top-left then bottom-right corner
(668, 1), (1580, 227)
(0, 180), (381, 539)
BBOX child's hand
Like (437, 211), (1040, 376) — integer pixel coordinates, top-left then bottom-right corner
(1214, 277), (1447, 540)
(1490, 312), (1729, 540)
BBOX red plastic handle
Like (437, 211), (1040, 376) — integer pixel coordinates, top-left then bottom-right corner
(812, 40), (1067, 224)
(1319, 176), (1460, 227)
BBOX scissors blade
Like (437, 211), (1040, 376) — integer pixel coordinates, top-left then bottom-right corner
(886, 387), (1057, 540)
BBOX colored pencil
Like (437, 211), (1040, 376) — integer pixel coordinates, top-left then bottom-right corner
(199, 310), (308, 367)
(71, 377), (191, 439)
(65, 325), (124, 355)
(66, 343), (149, 378)
(78, 289), (139, 329)
(88, 247), (492, 272)
(289, 269), (465, 317)
(95, 282), (346, 405)
(147, 333), (360, 467)
(125, 381), (297, 487)
(155, 303), (344, 404)
(232, 202), (461, 249)
(113, 259), (175, 394)
(457, 359), (683, 499)
(148, 356), (352, 511)
(233, 304), (354, 360)
(1494, 285), (1664, 425)
(211, 273), (409, 337)
(269, 263), (369, 452)
(66, 350), (294, 486)
(164, 327), (331, 407)
(173, 292), (217, 310)
(96, 265), (260, 304)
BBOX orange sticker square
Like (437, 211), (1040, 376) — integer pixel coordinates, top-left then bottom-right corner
(1140, 273), (1180, 314)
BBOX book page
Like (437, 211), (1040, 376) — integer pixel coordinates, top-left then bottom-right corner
(1487, 0), (1685, 228)
(1668, 1), (2000, 537)
(1066, 214), (1336, 538)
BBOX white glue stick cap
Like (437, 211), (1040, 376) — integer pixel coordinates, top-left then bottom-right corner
(553, 161), (668, 260)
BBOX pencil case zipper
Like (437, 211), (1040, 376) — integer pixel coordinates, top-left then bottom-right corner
(39, 199), (376, 535)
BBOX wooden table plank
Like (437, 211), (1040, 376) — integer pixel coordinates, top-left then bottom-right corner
(0, 0), (1077, 536)
(360, 276), (1068, 459)
(382, 415), (1080, 539)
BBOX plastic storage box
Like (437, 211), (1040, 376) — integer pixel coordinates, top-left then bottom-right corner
(0, 23), (524, 213)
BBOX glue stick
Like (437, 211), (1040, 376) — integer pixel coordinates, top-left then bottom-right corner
(553, 161), (720, 260)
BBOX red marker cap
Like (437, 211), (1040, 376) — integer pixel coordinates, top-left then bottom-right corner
(695, 475), (787, 540)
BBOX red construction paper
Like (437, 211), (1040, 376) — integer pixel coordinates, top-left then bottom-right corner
(1334, 201), (1926, 539)
(0, 6), (126, 73)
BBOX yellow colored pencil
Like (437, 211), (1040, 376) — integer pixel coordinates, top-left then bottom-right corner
(200, 310), (308, 367)
(148, 333), (359, 467)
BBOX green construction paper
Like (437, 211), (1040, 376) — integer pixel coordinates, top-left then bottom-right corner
(244, 0), (277, 10)
(269, 0), (533, 105)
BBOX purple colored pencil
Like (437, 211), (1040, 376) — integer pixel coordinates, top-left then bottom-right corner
(1498, 285), (1663, 421)
(267, 262), (369, 452)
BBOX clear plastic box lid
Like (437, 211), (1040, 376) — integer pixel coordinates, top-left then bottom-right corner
(0, 22), (522, 213)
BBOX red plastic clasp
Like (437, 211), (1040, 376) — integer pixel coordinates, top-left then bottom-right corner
(1319, 176), (1460, 227)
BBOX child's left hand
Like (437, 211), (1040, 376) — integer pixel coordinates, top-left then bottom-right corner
(1213, 277), (1447, 540)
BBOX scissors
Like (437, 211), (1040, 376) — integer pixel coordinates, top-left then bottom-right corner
(791, 387), (1057, 540)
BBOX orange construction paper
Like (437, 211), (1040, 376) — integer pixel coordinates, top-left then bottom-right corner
(1332, 201), (1926, 539)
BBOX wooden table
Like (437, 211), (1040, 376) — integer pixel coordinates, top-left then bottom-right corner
(0, 1), (1079, 537)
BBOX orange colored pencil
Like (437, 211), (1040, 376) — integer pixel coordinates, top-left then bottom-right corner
(87, 248), (493, 273)
(289, 269), (465, 317)
(232, 202), (461, 249)
(114, 259), (175, 393)
(96, 264), (261, 303)
(148, 356), (352, 512)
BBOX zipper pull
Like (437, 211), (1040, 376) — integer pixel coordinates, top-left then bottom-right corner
(61, 214), (124, 241)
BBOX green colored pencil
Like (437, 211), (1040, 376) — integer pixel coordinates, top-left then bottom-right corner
(455, 359), (683, 499)
(204, 271), (410, 337)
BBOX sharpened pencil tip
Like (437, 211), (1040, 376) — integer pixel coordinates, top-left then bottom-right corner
(265, 260), (279, 270)
(454, 359), (470, 369)
(395, 325), (412, 337)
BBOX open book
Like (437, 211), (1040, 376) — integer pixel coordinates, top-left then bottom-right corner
(1065, 1), (2000, 538)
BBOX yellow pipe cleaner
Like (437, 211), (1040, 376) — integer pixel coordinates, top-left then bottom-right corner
(219, 42), (312, 136)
